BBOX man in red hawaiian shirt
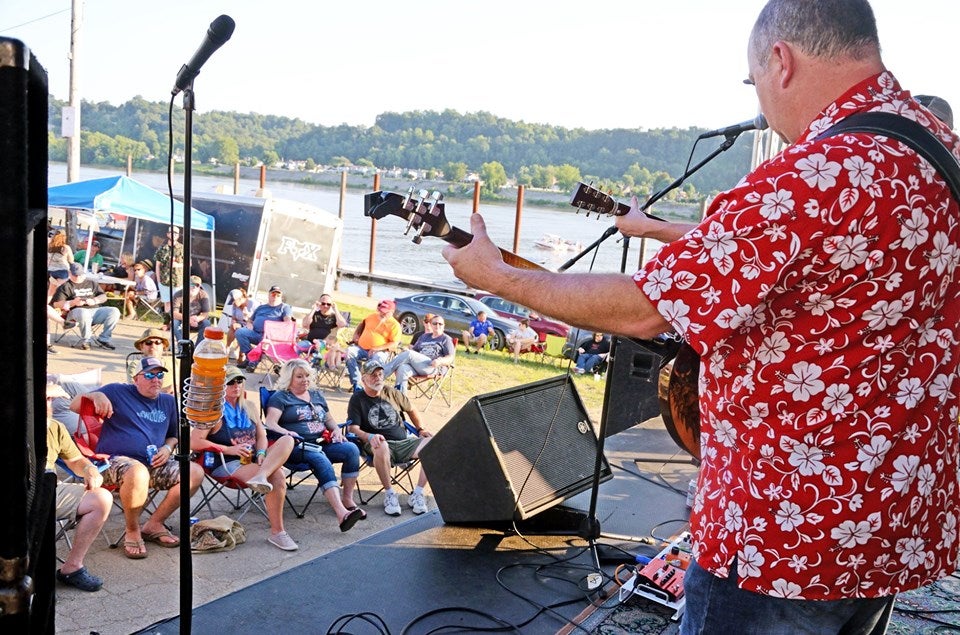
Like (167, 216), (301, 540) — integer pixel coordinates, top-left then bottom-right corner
(442, 1), (960, 632)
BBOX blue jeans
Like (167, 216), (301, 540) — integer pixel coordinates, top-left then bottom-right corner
(234, 327), (262, 354)
(345, 346), (390, 389)
(286, 440), (361, 491)
(172, 318), (210, 345)
(681, 558), (896, 635)
(67, 306), (120, 343)
(382, 349), (435, 392)
(576, 353), (603, 372)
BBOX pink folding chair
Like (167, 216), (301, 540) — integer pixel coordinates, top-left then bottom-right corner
(246, 320), (301, 385)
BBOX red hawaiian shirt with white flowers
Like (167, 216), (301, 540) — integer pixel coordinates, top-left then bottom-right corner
(636, 72), (960, 599)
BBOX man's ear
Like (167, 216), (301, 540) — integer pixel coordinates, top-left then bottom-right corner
(770, 40), (795, 89)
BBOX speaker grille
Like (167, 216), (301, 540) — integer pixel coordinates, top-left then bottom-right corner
(477, 376), (610, 515)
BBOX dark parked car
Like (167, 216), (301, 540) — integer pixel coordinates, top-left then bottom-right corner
(393, 292), (520, 351)
(474, 293), (570, 341)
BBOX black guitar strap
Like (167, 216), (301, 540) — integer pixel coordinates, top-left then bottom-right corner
(815, 111), (960, 204)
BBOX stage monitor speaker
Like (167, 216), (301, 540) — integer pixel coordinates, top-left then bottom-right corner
(420, 374), (611, 523)
(602, 336), (672, 437)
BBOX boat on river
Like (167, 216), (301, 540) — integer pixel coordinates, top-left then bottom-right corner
(534, 233), (583, 253)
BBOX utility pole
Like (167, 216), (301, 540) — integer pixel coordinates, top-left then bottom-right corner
(64, 0), (83, 245)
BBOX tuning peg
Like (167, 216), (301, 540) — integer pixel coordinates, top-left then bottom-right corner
(402, 186), (415, 208)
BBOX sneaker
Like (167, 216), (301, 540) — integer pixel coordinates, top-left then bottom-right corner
(268, 531), (298, 551)
(63, 319), (77, 330)
(236, 360), (250, 370)
(94, 339), (115, 350)
(575, 368), (585, 374)
(56, 566), (103, 592)
(246, 473), (273, 495)
(77, 341), (91, 351)
(383, 491), (401, 516)
(47, 345), (57, 354)
(408, 491), (428, 515)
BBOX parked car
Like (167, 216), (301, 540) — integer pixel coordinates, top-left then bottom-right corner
(474, 293), (570, 341)
(393, 292), (520, 351)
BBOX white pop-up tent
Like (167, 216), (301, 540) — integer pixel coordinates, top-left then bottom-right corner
(48, 175), (217, 297)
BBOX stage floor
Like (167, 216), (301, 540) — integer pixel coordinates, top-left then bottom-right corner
(140, 420), (697, 634)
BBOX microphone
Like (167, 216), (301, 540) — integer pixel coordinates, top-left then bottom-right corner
(698, 114), (768, 139)
(171, 15), (236, 96)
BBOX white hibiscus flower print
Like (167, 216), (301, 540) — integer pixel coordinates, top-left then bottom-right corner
(894, 377), (925, 409)
(862, 298), (907, 330)
(760, 189), (795, 220)
(757, 332), (790, 364)
(829, 234), (871, 270)
(642, 267), (673, 301)
(775, 500), (805, 531)
(890, 454), (920, 493)
(899, 207), (929, 250)
(783, 361), (826, 402)
(789, 442), (827, 476)
(803, 292), (835, 316)
(856, 435), (891, 473)
(843, 155), (876, 188)
(796, 153), (842, 191)
(823, 383), (853, 415)
(831, 519), (874, 548)
(768, 578), (803, 598)
(737, 544), (765, 578)
(724, 500), (744, 532)
(897, 536), (928, 570)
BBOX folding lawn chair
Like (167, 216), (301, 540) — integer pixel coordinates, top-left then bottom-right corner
(406, 364), (455, 411)
(315, 326), (355, 391)
(248, 320), (301, 385)
(190, 451), (267, 522)
(259, 386), (324, 518)
(353, 420), (422, 506)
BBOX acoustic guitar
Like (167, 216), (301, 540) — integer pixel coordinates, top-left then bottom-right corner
(364, 186), (701, 462)
(568, 182), (701, 462)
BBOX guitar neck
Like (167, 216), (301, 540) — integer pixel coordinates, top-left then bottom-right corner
(444, 226), (546, 271)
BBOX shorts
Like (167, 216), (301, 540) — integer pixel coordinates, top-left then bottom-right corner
(365, 436), (422, 465)
(102, 455), (181, 490)
(56, 482), (87, 521)
(158, 284), (174, 303)
(49, 269), (69, 281)
(212, 459), (242, 478)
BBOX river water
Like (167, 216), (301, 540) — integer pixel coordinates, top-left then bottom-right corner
(48, 164), (665, 300)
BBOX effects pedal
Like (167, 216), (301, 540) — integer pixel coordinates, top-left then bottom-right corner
(617, 531), (692, 622)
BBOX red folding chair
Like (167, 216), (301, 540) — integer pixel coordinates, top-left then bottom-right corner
(190, 451), (267, 521)
(247, 320), (301, 385)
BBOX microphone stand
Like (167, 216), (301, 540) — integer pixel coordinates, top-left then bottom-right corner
(178, 83), (196, 635)
(560, 132), (743, 565)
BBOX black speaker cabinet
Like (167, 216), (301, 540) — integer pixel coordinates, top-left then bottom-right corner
(602, 336), (674, 437)
(0, 37), (53, 633)
(420, 374), (611, 523)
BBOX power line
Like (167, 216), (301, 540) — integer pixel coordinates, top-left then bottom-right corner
(0, 8), (71, 33)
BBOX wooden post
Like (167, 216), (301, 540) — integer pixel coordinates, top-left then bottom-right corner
(513, 185), (524, 254)
(126, 154), (132, 176)
(233, 163), (240, 195)
(368, 172), (380, 297)
(255, 164), (269, 197)
(335, 171), (347, 290)
(472, 180), (481, 213)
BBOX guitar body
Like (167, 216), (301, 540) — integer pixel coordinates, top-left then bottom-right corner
(657, 344), (701, 462)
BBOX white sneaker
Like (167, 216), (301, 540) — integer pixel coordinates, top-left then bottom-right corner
(268, 531), (298, 551)
(408, 491), (428, 515)
(383, 491), (401, 516)
(246, 474), (273, 495)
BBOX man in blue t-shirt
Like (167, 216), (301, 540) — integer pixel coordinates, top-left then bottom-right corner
(236, 285), (293, 368)
(70, 356), (203, 559)
(460, 310), (494, 354)
(382, 316), (455, 392)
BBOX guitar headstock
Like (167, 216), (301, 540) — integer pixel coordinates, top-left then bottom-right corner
(364, 188), (453, 244)
(569, 182), (630, 217)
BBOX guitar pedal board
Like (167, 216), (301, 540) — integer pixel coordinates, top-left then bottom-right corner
(618, 531), (692, 622)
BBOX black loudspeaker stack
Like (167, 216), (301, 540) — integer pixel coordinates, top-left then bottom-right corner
(0, 37), (53, 632)
(419, 374), (611, 523)
(601, 336), (674, 437)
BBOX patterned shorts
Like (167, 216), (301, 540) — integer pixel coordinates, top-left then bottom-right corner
(102, 455), (181, 490)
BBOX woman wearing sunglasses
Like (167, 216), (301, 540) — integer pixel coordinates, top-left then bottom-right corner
(190, 366), (298, 551)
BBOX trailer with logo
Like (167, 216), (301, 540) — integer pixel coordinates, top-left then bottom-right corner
(188, 192), (342, 309)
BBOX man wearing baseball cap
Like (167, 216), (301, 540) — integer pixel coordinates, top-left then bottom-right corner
(348, 359), (432, 516)
(171, 275), (211, 344)
(46, 382), (112, 591)
(344, 299), (401, 391)
(70, 356), (203, 558)
(235, 286), (293, 370)
(50, 262), (121, 350)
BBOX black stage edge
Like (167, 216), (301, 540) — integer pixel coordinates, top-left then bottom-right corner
(140, 422), (695, 635)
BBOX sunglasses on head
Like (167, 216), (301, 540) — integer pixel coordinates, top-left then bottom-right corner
(142, 371), (165, 380)
(227, 377), (245, 386)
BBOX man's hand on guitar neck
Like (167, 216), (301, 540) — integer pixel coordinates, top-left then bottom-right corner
(440, 213), (509, 291)
(616, 196), (697, 243)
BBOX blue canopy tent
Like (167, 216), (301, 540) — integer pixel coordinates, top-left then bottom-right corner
(48, 175), (217, 299)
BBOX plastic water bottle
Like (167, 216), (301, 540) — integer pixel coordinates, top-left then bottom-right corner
(184, 327), (228, 428)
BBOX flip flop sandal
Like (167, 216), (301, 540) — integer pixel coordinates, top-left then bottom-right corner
(339, 507), (364, 532)
(143, 528), (180, 547)
(344, 505), (367, 520)
(123, 539), (147, 559)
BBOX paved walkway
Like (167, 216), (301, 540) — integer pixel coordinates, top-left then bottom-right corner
(49, 292), (459, 635)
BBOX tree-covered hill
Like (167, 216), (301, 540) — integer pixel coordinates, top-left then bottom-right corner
(48, 96), (753, 199)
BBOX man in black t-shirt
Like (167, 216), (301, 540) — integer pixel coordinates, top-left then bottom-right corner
(51, 262), (120, 350)
(347, 359), (432, 516)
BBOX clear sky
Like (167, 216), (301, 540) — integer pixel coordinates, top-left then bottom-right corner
(2, 0), (957, 131)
